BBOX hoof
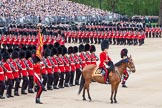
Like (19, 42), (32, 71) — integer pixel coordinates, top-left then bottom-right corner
(114, 100), (117, 103)
(83, 98), (86, 101)
(111, 100), (113, 104)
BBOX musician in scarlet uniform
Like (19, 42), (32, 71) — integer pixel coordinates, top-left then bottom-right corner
(57, 47), (65, 88)
(44, 48), (53, 90)
(50, 47), (60, 89)
(18, 50), (29, 94)
(68, 46), (76, 86)
(79, 44), (86, 69)
(11, 50), (20, 96)
(0, 54), (5, 99)
(25, 50), (34, 93)
(90, 45), (99, 65)
(121, 48), (129, 88)
(73, 46), (82, 85)
(84, 44), (91, 65)
(99, 40), (114, 84)
(2, 51), (14, 98)
(62, 47), (71, 87)
(33, 56), (43, 104)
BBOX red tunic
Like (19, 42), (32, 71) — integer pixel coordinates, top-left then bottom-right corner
(18, 59), (28, 77)
(91, 53), (97, 65)
(57, 56), (65, 73)
(99, 51), (111, 68)
(85, 52), (91, 65)
(3, 62), (14, 79)
(10, 59), (19, 78)
(25, 59), (34, 76)
(50, 57), (59, 72)
(0, 66), (5, 81)
(44, 58), (53, 74)
(79, 53), (86, 69)
(33, 63), (41, 81)
(69, 55), (76, 72)
(63, 56), (70, 72)
(73, 54), (81, 69)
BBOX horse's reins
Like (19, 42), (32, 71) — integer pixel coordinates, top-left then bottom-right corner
(115, 67), (122, 82)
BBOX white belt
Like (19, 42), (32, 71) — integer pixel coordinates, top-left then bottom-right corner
(6, 71), (12, 73)
(0, 72), (4, 74)
(71, 63), (75, 65)
(59, 65), (64, 66)
(22, 69), (26, 70)
(87, 61), (91, 62)
(54, 65), (58, 67)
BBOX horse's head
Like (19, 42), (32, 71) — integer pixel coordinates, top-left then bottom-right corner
(127, 55), (136, 73)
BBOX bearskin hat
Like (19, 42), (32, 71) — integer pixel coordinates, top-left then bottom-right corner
(8, 48), (13, 54)
(73, 46), (78, 53)
(79, 44), (84, 52)
(44, 48), (51, 58)
(33, 56), (41, 64)
(48, 44), (53, 49)
(57, 47), (62, 55)
(13, 48), (20, 52)
(43, 44), (48, 50)
(121, 48), (128, 58)
(101, 39), (109, 51)
(54, 42), (60, 48)
(27, 45), (33, 51)
(2, 51), (10, 62)
(68, 46), (73, 54)
(19, 50), (26, 59)
(22, 46), (27, 51)
(0, 54), (2, 61)
(85, 44), (90, 51)
(0, 48), (7, 54)
(90, 45), (96, 53)
(12, 50), (19, 59)
(51, 47), (57, 56)
(26, 50), (32, 59)
(62, 47), (67, 55)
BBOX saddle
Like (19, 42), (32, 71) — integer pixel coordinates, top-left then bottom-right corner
(95, 68), (112, 77)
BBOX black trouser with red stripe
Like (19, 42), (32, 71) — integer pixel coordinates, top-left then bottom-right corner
(7, 79), (13, 96)
(53, 72), (59, 87)
(75, 68), (81, 85)
(65, 71), (71, 85)
(28, 76), (34, 91)
(47, 73), (54, 89)
(70, 71), (75, 86)
(21, 76), (29, 93)
(35, 80), (43, 99)
(14, 78), (20, 93)
(0, 81), (5, 97)
(59, 72), (65, 87)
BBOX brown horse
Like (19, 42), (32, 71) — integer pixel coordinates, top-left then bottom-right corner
(78, 56), (136, 103)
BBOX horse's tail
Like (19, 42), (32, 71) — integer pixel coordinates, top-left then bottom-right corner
(78, 74), (85, 95)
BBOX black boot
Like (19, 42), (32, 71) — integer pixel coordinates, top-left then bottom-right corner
(14, 91), (20, 96)
(28, 89), (34, 93)
(0, 95), (5, 99)
(21, 90), (27, 95)
(36, 98), (43, 104)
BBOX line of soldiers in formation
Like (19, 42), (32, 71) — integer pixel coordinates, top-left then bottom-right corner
(0, 42), (99, 100)
(0, 23), (161, 49)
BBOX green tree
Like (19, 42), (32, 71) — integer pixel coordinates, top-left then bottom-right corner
(159, 0), (162, 25)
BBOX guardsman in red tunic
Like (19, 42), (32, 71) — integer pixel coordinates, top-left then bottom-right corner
(79, 44), (86, 69)
(44, 48), (53, 90)
(84, 44), (91, 65)
(33, 56), (43, 104)
(62, 47), (71, 87)
(90, 45), (99, 65)
(120, 48), (129, 88)
(57, 47), (65, 88)
(50, 47), (60, 89)
(0, 54), (5, 99)
(73, 46), (82, 85)
(99, 40), (114, 84)
(2, 51), (14, 98)
(11, 50), (20, 96)
(25, 50), (34, 93)
(68, 46), (76, 86)
(18, 50), (29, 94)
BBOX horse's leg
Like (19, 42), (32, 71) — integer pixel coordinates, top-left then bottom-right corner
(114, 84), (119, 103)
(82, 87), (86, 101)
(110, 84), (115, 104)
(87, 81), (92, 101)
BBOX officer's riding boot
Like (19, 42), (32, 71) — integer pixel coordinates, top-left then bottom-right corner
(122, 81), (127, 88)
(36, 98), (43, 104)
